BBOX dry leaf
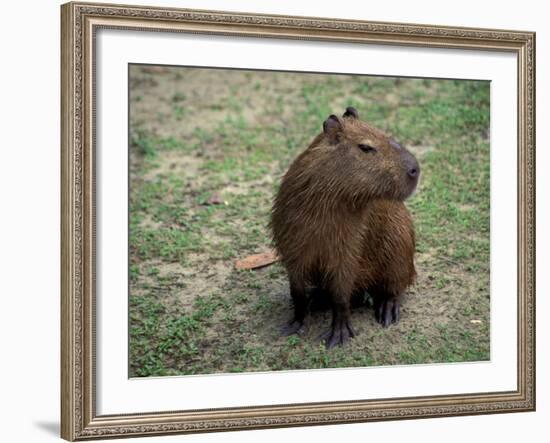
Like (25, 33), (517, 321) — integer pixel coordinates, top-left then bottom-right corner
(470, 320), (482, 325)
(204, 192), (226, 206)
(235, 250), (278, 270)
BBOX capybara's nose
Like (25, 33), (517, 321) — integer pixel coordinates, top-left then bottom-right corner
(408, 165), (419, 179)
(406, 155), (420, 179)
(403, 151), (420, 180)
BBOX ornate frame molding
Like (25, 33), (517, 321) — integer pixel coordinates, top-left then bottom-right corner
(61, 2), (535, 440)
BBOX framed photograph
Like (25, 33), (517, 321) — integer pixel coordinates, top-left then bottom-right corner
(61, 1), (535, 440)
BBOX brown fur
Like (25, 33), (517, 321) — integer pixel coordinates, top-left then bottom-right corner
(271, 107), (419, 348)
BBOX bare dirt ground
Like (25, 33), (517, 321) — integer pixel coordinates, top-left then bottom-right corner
(128, 65), (490, 377)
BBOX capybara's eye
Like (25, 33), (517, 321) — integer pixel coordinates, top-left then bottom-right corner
(358, 144), (377, 154)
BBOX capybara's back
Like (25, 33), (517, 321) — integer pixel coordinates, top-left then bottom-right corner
(271, 107), (420, 348)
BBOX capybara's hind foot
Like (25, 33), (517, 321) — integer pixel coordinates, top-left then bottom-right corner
(280, 319), (306, 337)
(375, 298), (401, 328)
(320, 320), (356, 349)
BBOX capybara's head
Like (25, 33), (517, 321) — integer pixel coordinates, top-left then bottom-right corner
(312, 107), (420, 205)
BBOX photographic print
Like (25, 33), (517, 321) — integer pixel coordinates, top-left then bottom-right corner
(61, 4), (535, 439)
(128, 65), (490, 377)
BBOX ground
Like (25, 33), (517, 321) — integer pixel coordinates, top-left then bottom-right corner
(128, 65), (490, 377)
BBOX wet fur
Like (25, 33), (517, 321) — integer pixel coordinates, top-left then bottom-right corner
(271, 108), (419, 347)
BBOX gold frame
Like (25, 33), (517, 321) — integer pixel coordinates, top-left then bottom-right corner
(61, 1), (536, 440)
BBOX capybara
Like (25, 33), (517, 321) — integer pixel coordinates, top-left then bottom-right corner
(271, 107), (419, 348)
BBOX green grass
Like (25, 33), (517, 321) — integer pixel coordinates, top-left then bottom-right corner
(128, 66), (490, 377)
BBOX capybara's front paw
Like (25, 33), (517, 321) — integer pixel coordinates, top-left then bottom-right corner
(321, 319), (356, 349)
(375, 298), (401, 328)
(280, 319), (306, 337)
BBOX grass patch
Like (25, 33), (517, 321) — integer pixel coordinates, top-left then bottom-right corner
(128, 66), (490, 377)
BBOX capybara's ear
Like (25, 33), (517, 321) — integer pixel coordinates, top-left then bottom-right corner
(343, 107), (359, 119)
(323, 115), (343, 143)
